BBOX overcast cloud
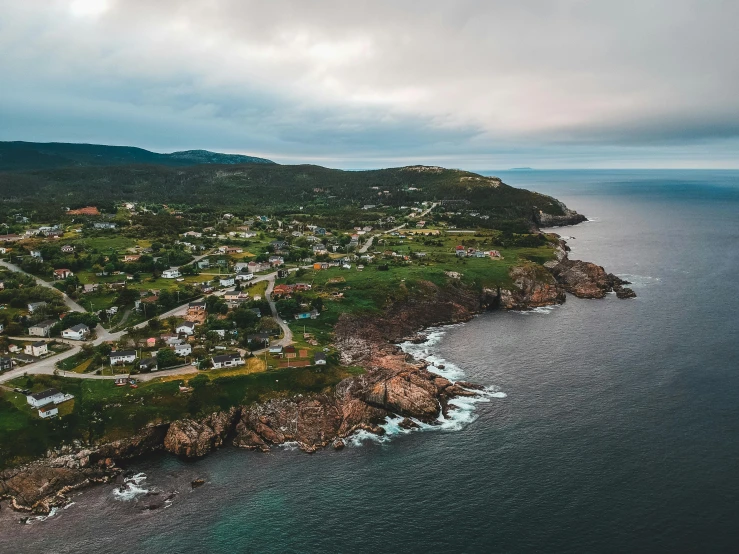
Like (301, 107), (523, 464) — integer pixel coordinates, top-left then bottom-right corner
(1, 0), (737, 168)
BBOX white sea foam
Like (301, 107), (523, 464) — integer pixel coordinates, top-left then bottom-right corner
(512, 304), (559, 315)
(278, 441), (301, 451)
(113, 472), (152, 501)
(24, 506), (59, 524)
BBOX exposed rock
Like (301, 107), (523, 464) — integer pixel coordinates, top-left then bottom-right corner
(191, 478), (205, 489)
(549, 259), (636, 299)
(495, 264), (566, 310)
(163, 408), (239, 458)
(534, 201), (588, 228)
(333, 439), (345, 450)
(398, 418), (420, 430)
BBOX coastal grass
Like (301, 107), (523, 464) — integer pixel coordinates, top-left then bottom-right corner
(0, 363), (350, 469)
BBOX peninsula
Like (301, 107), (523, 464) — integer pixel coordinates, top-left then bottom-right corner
(0, 142), (634, 514)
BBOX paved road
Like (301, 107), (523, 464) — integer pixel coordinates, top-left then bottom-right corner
(0, 265), (299, 383)
(0, 259), (86, 313)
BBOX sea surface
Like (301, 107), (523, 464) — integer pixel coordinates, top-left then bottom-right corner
(2, 169), (739, 553)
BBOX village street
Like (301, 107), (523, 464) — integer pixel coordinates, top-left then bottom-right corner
(0, 262), (300, 384)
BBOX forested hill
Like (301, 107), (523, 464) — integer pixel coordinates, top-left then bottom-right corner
(0, 141), (275, 171)
(0, 162), (566, 224)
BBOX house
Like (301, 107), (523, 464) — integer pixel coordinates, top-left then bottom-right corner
(62, 323), (90, 340)
(224, 289), (248, 302)
(109, 350), (137, 365)
(29, 319), (56, 337)
(188, 301), (206, 312)
(268, 256), (284, 266)
(146, 337), (157, 348)
(25, 341), (48, 357)
(211, 353), (244, 369)
(30, 250), (42, 258)
(234, 262), (250, 272)
(272, 284), (295, 296)
(219, 277), (235, 287)
(176, 321), (197, 336)
(314, 352), (327, 365)
(312, 244), (328, 255)
(235, 272), (254, 282)
(183, 231), (202, 238)
(172, 343), (192, 357)
(247, 333), (270, 345)
(0, 357), (13, 371)
(0, 234), (22, 242)
(52, 268), (74, 280)
(269, 346), (283, 357)
(455, 245), (467, 257)
(39, 406), (59, 419)
(124, 254), (141, 262)
(212, 329), (227, 338)
(270, 240), (287, 250)
(197, 259), (210, 269)
(139, 357), (158, 372)
(26, 388), (65, 408)
(162, 268), (181, 279)
(294, 310), (319, 320)
(61, 245), (74, 253)
(93, 222), (117, 230)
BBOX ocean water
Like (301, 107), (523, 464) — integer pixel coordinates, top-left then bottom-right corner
(2, 170), (739, 553)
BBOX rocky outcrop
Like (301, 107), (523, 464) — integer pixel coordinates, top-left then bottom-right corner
(0, 424), (169, 514)
(494, 264), (566, 310)
(534, 201), (587, 228)
(548, 259), (635, 299)
(163, 408), (240, 458)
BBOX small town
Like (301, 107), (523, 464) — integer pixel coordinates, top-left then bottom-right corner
(0, 198), (527, 425)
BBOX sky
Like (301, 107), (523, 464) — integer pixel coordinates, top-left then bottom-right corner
(1, 0), (737, 169)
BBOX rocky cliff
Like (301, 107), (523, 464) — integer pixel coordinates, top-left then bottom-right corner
(0, 235), (634, 514)
(534, 201), (588, 227)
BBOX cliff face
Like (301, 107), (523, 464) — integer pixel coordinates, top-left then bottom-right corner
(0, 237), (635, 514)
(495, 264), (566, 310)
(534, 201), (588, 228)
(546, 237), (636, 299)
(0, 424), (168, 514)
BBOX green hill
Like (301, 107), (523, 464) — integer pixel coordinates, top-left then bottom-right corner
(0, 141), (275, 171)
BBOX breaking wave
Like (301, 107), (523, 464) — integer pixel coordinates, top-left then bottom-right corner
(112, 473), (152, 501)
(348, 326), (506, 446)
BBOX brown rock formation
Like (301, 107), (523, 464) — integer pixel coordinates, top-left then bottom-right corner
(496, 264), (566, 310)
(163, 409), (239, 458)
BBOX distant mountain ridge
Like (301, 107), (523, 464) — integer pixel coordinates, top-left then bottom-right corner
(0, 141), (275, 171)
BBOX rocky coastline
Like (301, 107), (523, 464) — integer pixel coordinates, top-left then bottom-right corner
(0, 231), (635, 515)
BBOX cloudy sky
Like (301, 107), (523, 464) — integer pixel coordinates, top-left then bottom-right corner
(1, 0), (737, 168)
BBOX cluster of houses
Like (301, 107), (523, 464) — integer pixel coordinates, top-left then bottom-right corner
(28, 318), (92, 341)
(454, 245), (502, 259)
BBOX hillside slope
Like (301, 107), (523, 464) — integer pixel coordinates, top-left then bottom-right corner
(0, 141), (275, 171)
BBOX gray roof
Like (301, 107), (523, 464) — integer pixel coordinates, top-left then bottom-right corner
(31, 319), (56, 329)
(179, 321), (196, 328)
(314, 352), (327, 361)
(29, 388), (60, 401)
(110, 350), (136, 358)
(32, 341), (46, 347)
(212, 353), (241, 363)
(68, 323), (89, 332)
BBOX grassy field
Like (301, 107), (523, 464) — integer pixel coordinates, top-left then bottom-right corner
(0, 362), (352, 468)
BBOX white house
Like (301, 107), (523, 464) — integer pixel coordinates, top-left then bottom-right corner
(235, 273), (254, 282)
(314, 352), (327, 365)
(219, 277), (235, 287)
(172, 343), (192, 357)
(176, 321), (197, 336)
(26, 388), (65, 408)
(29, 320), (56, 337)
(39, 405), (59, 419)
(62, 323), (90, 341)
(162, 268), (181, 279)
(211, 353), (244, 369)
(25, 341), (48, 357)
(109, 350), (137, 365)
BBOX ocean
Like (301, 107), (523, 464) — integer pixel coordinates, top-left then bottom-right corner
(2, 170), (739, 553)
